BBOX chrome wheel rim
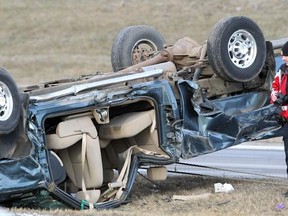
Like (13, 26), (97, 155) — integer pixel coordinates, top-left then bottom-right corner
(0, 81), (13, 121)
(228, 29), (257, 68)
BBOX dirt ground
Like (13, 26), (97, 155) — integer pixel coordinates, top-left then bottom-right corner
(1, 0), (288, 215)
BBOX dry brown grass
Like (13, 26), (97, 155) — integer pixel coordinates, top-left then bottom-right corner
(6, 175), (288, 216)
(1, 0), (288, 215)
(0, 0), (287, 85)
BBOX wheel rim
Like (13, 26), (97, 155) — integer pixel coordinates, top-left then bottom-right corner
(227, 29), (257, 68)
(0, 81), (13, 121)
(131, 39), (158, 65)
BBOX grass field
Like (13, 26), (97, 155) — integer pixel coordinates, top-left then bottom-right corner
(1, 0), (288, 215)
(0, 0), (287, 85)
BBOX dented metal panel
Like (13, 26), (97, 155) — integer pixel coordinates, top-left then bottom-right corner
(0, 156), (45, 201)
(178, 79), (281, 159)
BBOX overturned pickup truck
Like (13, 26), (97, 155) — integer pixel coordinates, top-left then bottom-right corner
(0, 16), (285, 209)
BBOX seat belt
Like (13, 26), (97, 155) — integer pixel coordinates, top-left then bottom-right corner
(76, 131), (101, 209)
(80, 132), (93, 209)
(99, 146), (169, 202)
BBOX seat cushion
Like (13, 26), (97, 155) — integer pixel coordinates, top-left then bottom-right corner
(99, 110), (155, 140)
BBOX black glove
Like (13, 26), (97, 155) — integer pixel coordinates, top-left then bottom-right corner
(274, 93), (288, 106)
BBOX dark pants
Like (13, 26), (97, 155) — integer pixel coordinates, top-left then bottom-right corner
(281, 123), (288, 177)
(280, 124), (288, 195)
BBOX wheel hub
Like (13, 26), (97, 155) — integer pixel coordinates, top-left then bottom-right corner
(131, 39), (158, 65)
(239, 43), (249, 55)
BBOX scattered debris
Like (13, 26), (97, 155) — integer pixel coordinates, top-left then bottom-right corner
(172, 193), (211, 201)
(214, 183), (234, 193)
(216, 201), (231, 206)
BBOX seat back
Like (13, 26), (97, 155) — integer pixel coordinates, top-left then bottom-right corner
(46, 116), (103, 189)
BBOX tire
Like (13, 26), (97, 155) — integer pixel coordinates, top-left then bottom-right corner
(0, 68), (21, 134)
(207, 16), (266, 82)
(111, 25), (165, 72)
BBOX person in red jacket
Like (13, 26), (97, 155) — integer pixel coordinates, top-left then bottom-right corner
(271, 41), (288, 181)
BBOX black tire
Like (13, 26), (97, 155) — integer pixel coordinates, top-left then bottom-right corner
(0, 68), (21, 134)
(111, 25), (165, 72)
(207, 16), (266, 82)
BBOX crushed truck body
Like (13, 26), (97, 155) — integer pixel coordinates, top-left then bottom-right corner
(0, 16), (286, 209)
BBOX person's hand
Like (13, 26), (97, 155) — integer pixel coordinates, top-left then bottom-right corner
(271, 94), (277, 102)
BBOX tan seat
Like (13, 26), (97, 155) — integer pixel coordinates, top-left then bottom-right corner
(99, 110), (155, 140)
(98, 110), (157, 175)
(46, 116), (103, 205)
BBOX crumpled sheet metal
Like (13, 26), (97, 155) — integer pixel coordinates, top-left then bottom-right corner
(178, 80), (281, 159)
(0, 156), (45, 197)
